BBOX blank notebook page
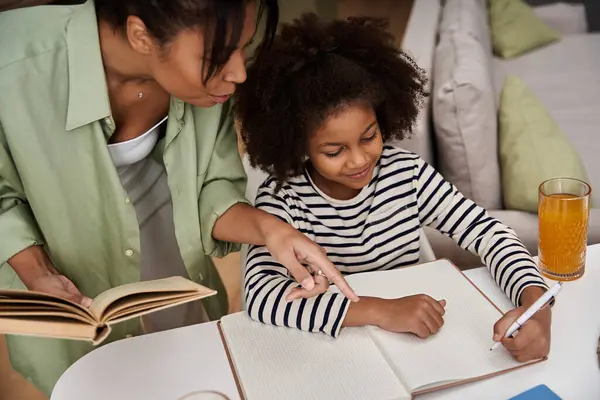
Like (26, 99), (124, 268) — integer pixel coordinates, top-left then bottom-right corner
(343, 260), (524, 392)
(220, 313), (409, 400)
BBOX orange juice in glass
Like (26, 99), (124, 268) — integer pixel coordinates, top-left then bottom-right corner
(538, 178), (591, 281)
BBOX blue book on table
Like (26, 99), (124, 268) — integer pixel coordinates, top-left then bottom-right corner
(509, 385), (561, 400)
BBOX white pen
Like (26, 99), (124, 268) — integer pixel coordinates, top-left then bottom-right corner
(490, 282), (563, 351)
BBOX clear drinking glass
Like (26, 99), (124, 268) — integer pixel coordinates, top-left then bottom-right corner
(176, 391), (229, 400)
(538, 177), (591, 281)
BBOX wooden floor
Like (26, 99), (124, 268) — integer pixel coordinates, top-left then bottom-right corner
(0, 1), (413, 397)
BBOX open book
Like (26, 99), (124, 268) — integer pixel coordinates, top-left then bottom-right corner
(0, 276), (216, 345)
(218, 259), (546, 399)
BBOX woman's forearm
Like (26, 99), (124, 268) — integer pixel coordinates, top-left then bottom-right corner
(8, 245), (54, 288)
(212, 203), (281, 245)
(214, 203), (359, 301)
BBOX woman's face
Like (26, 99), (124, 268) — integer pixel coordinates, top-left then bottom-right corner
(307, 103), (384, 195)
(148, 2), (256, 108)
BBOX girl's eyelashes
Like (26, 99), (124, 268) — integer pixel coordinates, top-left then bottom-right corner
(322, 130), (379, 158)
(321, 129), (379, 158)
(361, 129), (379, 142)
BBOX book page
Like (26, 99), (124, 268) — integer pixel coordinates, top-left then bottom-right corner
(105, 293), (206, 324)
(90, 276), (216, 319)
(220, 312), (410, 400)
(0, 309), (94, 324)
(341, 260), (524, 392)
(0, 299), (94, 321)
(0, 290), (94, 320)
(0, 315), (99, 341)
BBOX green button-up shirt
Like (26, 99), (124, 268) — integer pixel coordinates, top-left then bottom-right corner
(0, 1), (249, 394)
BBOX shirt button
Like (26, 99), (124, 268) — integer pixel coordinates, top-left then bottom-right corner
(125, 249), (134, 257)
(125, 196), (131, 204)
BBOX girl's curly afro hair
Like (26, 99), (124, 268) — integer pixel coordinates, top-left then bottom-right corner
(235, 13), (428, 185)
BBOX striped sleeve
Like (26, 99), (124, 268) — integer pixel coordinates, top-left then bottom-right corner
(414, 157), (548, 305)
(244, 182), (350, 337)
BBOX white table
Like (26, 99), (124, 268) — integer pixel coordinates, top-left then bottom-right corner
(52, 245), (600, 400)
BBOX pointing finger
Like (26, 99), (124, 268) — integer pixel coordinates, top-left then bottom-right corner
(306, 252), (358, 302)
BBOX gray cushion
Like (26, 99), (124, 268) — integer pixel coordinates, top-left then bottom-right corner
(433, 31), (503, 210)
(439, 0), (492, 51)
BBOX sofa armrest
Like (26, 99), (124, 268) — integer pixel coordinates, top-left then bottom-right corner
(425, 208), (600, 270)
(532, 3), (588, 35)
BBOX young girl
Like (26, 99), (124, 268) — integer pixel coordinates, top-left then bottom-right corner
(235, 14), (551, 362)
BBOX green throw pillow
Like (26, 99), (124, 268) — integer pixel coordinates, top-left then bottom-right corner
(489, 0), (560, 59)
(499, 75), (590, 213)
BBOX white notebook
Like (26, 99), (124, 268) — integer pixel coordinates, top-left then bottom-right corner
(218, 259), (545, 399)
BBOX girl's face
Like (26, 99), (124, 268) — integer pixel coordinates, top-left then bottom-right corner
(146, 2), (257, 108)
(307, 103), (383, 199)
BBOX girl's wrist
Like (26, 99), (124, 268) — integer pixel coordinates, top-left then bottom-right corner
(519, 286), (548, 308)
(519, 286), (552, 323)
(344, 297), (385, 328)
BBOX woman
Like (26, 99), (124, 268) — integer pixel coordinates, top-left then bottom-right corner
(0, 0), (356, 394)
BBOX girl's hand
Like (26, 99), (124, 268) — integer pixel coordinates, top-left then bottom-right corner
(376, 295), (447, 337)
(344, 295), (446, 338)
(492, 287), (552, 362)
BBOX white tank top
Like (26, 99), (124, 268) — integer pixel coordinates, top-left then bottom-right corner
(108, 117), (209, 333)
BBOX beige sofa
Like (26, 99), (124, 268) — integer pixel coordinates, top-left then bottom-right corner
(399, 0), (600, 268)
(243, 0), (600, 270)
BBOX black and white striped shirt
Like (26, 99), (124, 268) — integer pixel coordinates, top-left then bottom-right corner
(245, 146), (547, 337)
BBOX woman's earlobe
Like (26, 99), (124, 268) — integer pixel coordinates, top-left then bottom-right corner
(126, 15), (155, 55)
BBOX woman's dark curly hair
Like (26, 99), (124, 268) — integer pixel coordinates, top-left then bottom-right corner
(235, 13), (427, 185)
